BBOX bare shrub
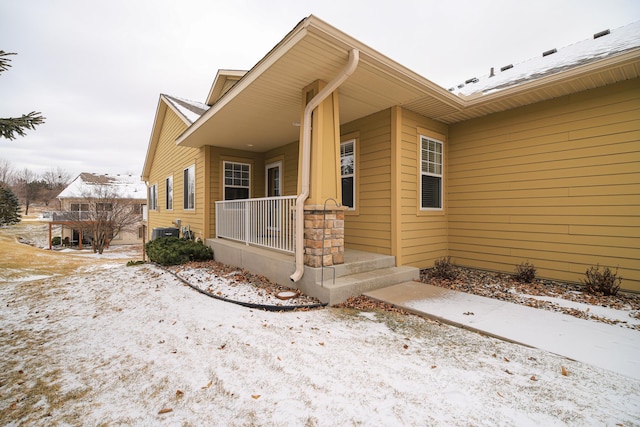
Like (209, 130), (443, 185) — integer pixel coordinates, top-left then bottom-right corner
(514, 261), (536, 283)
(582, 264), (622, 296)
(432, 256), (458, 280)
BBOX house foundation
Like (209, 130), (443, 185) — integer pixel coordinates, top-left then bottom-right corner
(303, 204), (345, 268)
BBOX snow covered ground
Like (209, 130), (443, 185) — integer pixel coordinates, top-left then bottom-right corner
(1, 252), (639, 426)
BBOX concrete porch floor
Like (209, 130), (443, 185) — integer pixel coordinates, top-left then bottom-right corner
(206, 238), (419, 305)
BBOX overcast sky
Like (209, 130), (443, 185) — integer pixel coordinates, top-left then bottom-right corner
(1, 0), (639, 180)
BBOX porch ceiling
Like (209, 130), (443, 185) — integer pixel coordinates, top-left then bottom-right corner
(176, 17), (463, 152)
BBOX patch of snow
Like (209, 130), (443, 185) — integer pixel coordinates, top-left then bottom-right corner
(57, 173), (146, 200)
(1, 262), (639, 425)
(164, 95), (209, 124)
(405, 288), (640, 380)
(12, 274), (53, 283)
(0, 270), (54, 284)
(59, 247), (142, 260)
(169, 267), (320, 307)
(358, 311), (377, 321)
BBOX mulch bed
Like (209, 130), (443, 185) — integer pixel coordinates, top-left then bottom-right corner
(419, 266), (640, 330)
(168, 260), (639, 330)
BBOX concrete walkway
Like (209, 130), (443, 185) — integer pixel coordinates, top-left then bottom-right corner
(365, 281), (640, 381)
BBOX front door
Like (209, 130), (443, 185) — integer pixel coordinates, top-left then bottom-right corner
(265, 161), (282, 232)
(266, 161), (282, 197)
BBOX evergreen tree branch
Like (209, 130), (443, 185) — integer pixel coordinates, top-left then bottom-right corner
(0, 51), (16, 74)
(1, 51), (46, 140)
(0, 112), (46, 140)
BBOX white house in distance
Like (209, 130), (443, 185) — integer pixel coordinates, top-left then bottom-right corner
(49, 173), (147, 249)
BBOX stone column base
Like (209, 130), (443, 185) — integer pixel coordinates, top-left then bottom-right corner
(303, 204), (345, 268)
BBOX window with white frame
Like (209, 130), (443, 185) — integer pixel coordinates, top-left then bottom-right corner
(70, 203), (89, 212)
(340, 139), (355, 209)
(420, 136), (443, 209)
(183, 165), (195, 210)
(223, 161), (250, 200)
(149, 184), (158, 211)
(165, 176), (173, 210)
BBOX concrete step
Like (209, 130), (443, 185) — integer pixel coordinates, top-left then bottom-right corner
(336, 250), (396, 276)
(306, 250), (397, 284)
(320, 265), (420, 305)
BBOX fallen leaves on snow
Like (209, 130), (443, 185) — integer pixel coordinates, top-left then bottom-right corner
(421, 267), (640, 330)
(167, 261), (321, 308)
(335, 295), (411, 315)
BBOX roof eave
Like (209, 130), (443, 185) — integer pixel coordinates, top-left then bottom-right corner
(175, 16), (315, 149)
(175, 15), (465, 149)
(141, 96), (169, 181)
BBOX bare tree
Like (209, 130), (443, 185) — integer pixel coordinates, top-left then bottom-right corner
(14, 168), (43, 215)
(0, 158), (14, 186)
(42, 167), (72, 188)
(41, 167), (72, 207)
(63, 185), (143, 254)
(0, 51), (45, 140)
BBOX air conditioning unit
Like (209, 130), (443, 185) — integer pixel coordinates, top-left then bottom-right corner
(151, 227), (179, 240)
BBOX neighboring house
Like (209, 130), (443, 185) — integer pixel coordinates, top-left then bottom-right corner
(142, 15), (640, 297)
(49, 173), (147, 248)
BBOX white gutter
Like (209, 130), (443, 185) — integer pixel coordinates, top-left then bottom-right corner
(290, 48), (360, 282)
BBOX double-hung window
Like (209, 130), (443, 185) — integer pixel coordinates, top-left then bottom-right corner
(223, 161), (250, 200)
(165, 176), (173, 210)
(149, 184), (158, 211)
(340, 139), (355, 209)
(420, 136), (443, 210)
(71, 203), (89, 212)
(183, 165), (195, 210)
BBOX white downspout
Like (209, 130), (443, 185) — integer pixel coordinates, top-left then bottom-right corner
(290, 48), (360, 282)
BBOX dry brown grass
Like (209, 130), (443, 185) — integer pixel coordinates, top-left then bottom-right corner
(1, 215), (143, 282)
(0, 222), (89, 281)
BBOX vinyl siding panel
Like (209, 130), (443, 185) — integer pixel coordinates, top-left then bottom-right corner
(448, 78), (640, 291)
(265, 141), (299, 197)
(397, 108), (449, 267)
(341, 109), (393, 254)
(147, 109), (206, 240)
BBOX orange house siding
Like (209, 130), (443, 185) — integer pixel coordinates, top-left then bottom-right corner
(397, 107), (449, 267)
(448, 78), (640, 290)
(146, 109), (206, 240)
(341, 109), (393, 255)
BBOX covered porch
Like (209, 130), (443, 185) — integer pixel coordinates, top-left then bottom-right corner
(179, 16), (460, 285)
(47, 212), (93, 250)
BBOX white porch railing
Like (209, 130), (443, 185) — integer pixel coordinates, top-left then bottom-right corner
(215, 195), (296, 253)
